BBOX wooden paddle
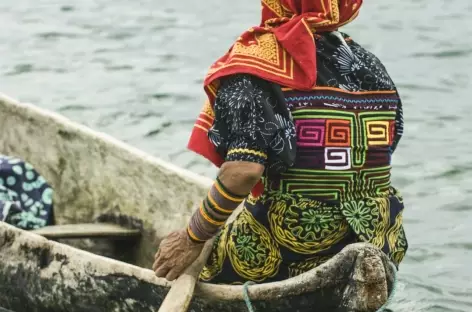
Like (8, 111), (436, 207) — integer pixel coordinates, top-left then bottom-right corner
(157, 236), (216, 312)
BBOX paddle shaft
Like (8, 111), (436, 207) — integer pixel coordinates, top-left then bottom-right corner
(157, 236), (215, 312)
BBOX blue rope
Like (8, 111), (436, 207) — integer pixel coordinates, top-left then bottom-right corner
(243, 281), (256, 312)
(242, 263), (398, 312)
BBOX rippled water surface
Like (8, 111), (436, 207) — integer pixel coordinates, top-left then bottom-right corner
(1, 0), (472, 311)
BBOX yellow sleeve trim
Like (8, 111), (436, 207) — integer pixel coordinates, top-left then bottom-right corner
(227, 148), (267, 159)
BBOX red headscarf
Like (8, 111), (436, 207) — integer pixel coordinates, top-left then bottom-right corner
(188, 0), (363, 196)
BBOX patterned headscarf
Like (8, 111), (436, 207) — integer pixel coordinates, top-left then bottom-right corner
(188, 0), (363, 195)
(205, 0), (363, 95)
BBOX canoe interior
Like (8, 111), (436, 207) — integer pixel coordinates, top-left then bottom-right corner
(0, 93), (214, 268)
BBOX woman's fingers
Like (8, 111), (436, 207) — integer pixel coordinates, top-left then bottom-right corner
(165, 267), (182, 281)
(155, 264), (171, 278)
(152, 229), (201, 279)
(152, 249), (161, 271)
(153, 249), (170, 275)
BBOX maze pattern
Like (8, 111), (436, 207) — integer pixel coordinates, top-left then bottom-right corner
(276, 90), (401, 201)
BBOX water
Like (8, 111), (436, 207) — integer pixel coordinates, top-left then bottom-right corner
(1, 0), (472, 311)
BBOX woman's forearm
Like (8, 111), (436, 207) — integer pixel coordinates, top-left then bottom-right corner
(187, 161), (264, 243)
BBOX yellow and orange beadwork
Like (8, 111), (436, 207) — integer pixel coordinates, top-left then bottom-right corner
(187, 177), (247, 243)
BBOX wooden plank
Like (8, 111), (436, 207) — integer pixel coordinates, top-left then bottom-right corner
(31, 223), (141, 239)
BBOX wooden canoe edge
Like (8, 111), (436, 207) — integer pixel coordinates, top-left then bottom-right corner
(0, 92), (213, 190)
(196, 243), (394, 302)
(0, 222), (165, 286)
(0, 221), (394, 306)
(0, 93), (213, 268)
(339, 246), (389, 311)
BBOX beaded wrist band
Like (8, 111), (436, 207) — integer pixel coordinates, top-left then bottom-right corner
(187, 177), (247, 243)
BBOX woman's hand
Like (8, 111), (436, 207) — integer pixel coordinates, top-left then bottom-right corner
(152, 229), (204, 281)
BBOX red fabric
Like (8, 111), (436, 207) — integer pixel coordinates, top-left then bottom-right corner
(188, 0), (363, 197)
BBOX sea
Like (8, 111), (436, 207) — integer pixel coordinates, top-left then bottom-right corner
(1, 0), (471, 311)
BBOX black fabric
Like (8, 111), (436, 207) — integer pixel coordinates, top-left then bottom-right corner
(208, 75), (296, 173)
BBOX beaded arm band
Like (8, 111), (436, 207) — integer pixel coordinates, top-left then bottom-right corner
(187, 177), (247, 243)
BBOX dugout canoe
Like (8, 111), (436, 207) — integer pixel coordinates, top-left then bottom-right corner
(0, 93), (396, 312)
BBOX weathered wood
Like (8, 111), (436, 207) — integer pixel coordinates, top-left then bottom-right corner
(158, 237), (216, 312)
(31, 223), (141, 239)
(0, 93), (396, 311)
(0, 221), (395, 312)
(0, 92), (213, 269)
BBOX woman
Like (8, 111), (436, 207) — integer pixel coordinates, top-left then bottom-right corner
(153, 0), (408, 284)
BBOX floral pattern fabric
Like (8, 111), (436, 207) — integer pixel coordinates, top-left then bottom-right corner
(208, 75), (296, 173)
(0, 155), (54, 230)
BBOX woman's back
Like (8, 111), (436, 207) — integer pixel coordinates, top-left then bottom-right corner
(276, 32), (403, 202)
(213, 32), (403, 201)
(154, 0), (408, 295)
(199, 32), (408, 284)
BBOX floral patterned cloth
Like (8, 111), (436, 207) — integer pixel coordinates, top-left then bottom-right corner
(199, 32), (408, 284)
(208, 75), (296, 173)
(0, 155), (54, 230)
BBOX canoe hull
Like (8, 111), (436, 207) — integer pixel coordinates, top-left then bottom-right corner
(0, 93), (212, 269)
(0, 222), (393, 312)
(0, 93), (395, 311)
